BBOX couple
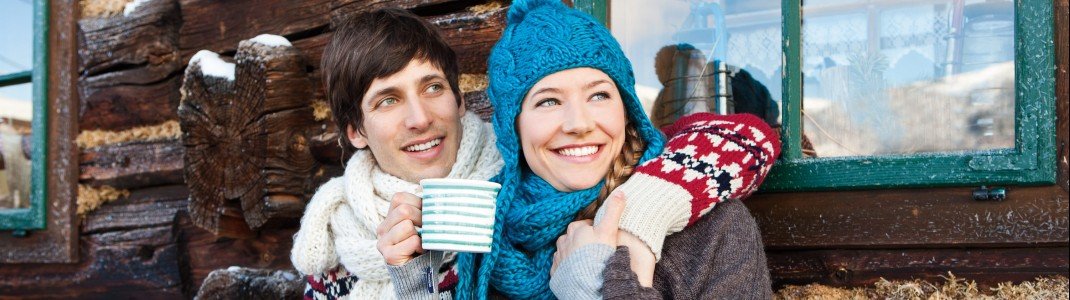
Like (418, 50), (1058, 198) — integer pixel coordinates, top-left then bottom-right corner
(291, 0), (781, 299)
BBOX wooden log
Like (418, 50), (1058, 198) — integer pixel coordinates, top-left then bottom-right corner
(81, 185), (189, 234)
(747, 185), (1069, 249)
(77, 0), (184, 132)
(179, 37), (317, 235)
(79, 75), (182, 132)
(464, 89), (494, 121)
(194, 267), (303, 299)
(430, 5), (507, 73)
(78, 0), (182, 78)
(178, 214), (298, 295)
(0, 225), (183, 298)
(767, 247), (1070, 289)
(178, 0), (330, 61)
(79, 139), (185, 189)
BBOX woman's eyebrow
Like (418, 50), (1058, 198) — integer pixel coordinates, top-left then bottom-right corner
(584, 79), (612, 90)
(530, 87), (562, 98)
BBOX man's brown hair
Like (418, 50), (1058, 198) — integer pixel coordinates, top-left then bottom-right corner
(322, 8), (461, 151)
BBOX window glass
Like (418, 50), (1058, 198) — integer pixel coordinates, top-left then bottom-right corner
(0, 0), (35, 210)
(801, 0), (1015, 157)
(610, 0), (783, 129)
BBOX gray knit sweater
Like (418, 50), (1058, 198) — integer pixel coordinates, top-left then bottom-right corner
(388, 199), (772, 299)
(550, 199), (772, 299)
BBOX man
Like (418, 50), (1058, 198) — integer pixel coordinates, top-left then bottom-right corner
(290, 9), (502, 299)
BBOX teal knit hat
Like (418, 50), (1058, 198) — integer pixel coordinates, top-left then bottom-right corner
(487, 0), (665, 171)
(454, 0), (667, 298)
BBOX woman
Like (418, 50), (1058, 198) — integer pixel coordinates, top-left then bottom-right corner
(379, 0), (781, 298)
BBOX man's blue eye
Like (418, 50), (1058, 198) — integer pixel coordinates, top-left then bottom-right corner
(379, 98), (399, 107)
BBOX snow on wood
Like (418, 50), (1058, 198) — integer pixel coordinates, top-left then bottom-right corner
(123, 0), (150, 17)
(249, 34), (292, 47)
(189, 50), (235, 81)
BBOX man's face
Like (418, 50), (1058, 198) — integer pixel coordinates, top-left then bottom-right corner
(347, 59), (464, 183)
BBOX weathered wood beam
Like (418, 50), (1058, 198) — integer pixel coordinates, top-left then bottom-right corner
(79, 139), (185, 189)
(78, 0), (182, 78)
(430, 5), (507, 73)
(178, 215), (298, 295)
(747, 185), (1069, 248)
(79, 76), (182, 132)
(179, 36), (317, 235)
(81, 185), (189, 234)
(77, 0), (184, 132)
(0, 225), (183, 298)
(767, 247), (1070, 288)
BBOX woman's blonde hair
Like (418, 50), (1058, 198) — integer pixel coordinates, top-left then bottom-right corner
(575, 124), (646, 220)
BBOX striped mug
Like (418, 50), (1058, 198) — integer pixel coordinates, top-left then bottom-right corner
(418, 178), (500, 253)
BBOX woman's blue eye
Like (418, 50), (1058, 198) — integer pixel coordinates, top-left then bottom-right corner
(535, 98), (560, 107)
(591, 92), (611, 101)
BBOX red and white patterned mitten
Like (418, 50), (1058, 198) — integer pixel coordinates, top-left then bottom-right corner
(596, 112), (781, 260)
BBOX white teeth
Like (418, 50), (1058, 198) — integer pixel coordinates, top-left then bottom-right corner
(405, 138), (441, 152)
(557, 146), (598, 157)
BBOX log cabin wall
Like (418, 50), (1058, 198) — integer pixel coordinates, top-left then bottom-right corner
(0, 0), (1066, 298)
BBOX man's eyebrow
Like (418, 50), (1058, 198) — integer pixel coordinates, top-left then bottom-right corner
(364, 86), (400, 106)
(419, 74), (447, 84)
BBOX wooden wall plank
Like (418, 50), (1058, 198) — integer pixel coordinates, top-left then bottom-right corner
(747, 186), (1069, 248)
(79, 76), (181, 132)
(768, 247), (1070, 288)
(79, 139), (185, 189)
(430, 6), (507, 73)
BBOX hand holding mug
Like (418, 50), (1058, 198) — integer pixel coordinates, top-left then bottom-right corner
(376, 191), (424, 266)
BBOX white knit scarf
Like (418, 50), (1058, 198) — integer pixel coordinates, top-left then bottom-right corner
(291, 112), (503, 299)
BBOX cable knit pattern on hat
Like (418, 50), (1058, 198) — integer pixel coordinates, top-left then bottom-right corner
(291, 112), (502, 299)
(454, 0), (666, 299)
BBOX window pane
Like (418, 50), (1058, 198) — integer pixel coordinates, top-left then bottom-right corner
(611, 0), (783, 129)
(801, 0), (1015, 157)
(0, 83), (33, 209)
(0, 0), (34, 75)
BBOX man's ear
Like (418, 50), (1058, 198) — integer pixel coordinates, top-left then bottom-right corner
(346, 124), (368, 149)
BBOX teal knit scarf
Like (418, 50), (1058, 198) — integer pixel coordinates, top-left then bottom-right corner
(455, 172), (601, 300)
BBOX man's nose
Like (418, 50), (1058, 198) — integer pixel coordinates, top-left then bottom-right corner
(404, 98), (432, 130)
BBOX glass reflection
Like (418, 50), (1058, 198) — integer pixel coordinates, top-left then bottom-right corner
(801, 0), (1015, 157)
(0, 83), (33, 209)
(611, 0), (783, 130)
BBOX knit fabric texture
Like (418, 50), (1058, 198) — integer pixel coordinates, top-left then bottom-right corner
(596, 112), (781, 260)
(455, 0), (666, 299)
(603, 199), (772, 299)
(291, 112), (502, 299)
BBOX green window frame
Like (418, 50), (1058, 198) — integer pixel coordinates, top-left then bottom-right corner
(0, 0), (49, 232)
(577, 0), (1056, 191)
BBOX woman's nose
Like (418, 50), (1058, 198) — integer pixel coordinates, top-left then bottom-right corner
(561, 102), (595, 135)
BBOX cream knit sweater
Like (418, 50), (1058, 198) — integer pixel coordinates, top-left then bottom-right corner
(290, 112), (503, 299)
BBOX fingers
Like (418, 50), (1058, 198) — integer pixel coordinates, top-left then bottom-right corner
(388, 192), (422, 211)
(377, 201), (422, 236)
(382, 219), (419, 245)
(594, 191), (627, 236)
(376, 219), (424, 266)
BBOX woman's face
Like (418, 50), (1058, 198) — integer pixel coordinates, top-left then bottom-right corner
(517, 68), (628, 192)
